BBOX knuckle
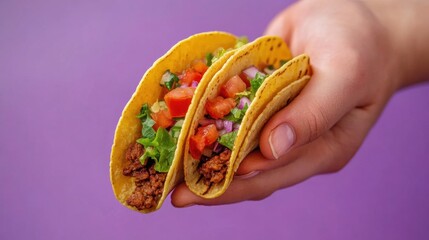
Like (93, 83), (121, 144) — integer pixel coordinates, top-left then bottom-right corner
(305, 104), (330, 143)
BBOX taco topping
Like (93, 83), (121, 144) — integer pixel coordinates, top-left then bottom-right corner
(164, 87), (195, 118)
(123, 61), (207, 210)
(121, 36), (249, 210)
(198, 149), (231, 185)
(190, 64), (286, 186)
(123, 143), (167, 210)
(122, 38), (249, 210)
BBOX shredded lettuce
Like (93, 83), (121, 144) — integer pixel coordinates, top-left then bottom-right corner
(169, 120), (182, 138)
(136, 103), (151, 119)
(137, 128), (176, 172)
(224, 104), (249, 123)
(234, 36), (249, 49)
(161, 70), (179, 90)
(136, 104), (156, 139)
(211, 48), (226, 65)
(141, 117), (156, 139)
(135, 103), (176, 172)
(210, 36), (249, 66)
(218, 131), (238, 150)
(169, 126), (181, 138)
(206, 53), (214, 67)
(250, 73), (267, 100)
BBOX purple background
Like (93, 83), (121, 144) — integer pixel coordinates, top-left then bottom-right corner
(1, 0), (429, 239)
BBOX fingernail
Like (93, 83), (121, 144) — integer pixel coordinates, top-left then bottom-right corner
(269, 123), (295, 159)
(235, 171), (260, 179)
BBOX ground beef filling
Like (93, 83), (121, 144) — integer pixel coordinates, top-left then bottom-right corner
(122, 143), (167, 210)
(198, 149), (231, 186)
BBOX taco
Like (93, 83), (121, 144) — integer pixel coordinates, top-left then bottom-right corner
(184, 36), (311, 198)
(110, 32), (248, 213)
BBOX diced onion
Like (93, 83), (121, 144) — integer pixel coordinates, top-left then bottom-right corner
(160, 71), (170, 85)
(233, 123), (241, 130)
(180, 83), (189, 88)
(213, 142), (225, 154)
(150, 101), (166, 113)
(191, 81), (199, 87)
(243, 66), (264, 79)
(223, 120), (233, 133)
(238, 97), (251, 109)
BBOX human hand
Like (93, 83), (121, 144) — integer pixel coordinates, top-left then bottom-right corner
(172, 0), (429, 206)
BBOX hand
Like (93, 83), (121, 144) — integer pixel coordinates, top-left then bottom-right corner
(171, 0), (429, 206)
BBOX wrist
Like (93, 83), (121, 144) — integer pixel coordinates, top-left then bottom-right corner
(362, 0), (429, 90)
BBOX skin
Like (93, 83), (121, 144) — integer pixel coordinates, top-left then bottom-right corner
(171, 0), (429, 207)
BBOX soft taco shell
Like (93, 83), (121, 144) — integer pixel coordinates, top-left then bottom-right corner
(110, 31), (238, 213)
(184, 36), (311, 198)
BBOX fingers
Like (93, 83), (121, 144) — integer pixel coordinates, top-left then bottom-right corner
(172, 104), (381, 207)
(235, 148), (301, 175)
(317, 104), (382, 174)
(171, 155), (320, 207)
(258, 58), (364, 160)
(236, 101), (380, 183)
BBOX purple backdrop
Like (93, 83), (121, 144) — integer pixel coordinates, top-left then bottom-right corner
(1, 0), (429, 239)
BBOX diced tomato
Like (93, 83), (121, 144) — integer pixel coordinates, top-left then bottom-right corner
(179, 68), (202, 86)
(190, 134), (204, 159)
(201, 124), (219, 145)
(239, 72), (251, 87)
(189, 124), (219, 159)
(151, 109), (173, 131)
(205, 96), (236, 119)
(192, 60), (208, 75)
(220, 75), (247, 98)
(164, 87), (195, 118)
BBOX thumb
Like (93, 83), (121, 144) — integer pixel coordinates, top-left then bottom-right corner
(259, 68), (359, 160)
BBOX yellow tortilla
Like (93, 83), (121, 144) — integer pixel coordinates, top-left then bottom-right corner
(234, 74), (311, 173)
(183, 36), (311, 198)
(110, 32), (238, 213)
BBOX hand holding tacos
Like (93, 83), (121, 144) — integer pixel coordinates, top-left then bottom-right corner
(110, 32), (311, 213)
